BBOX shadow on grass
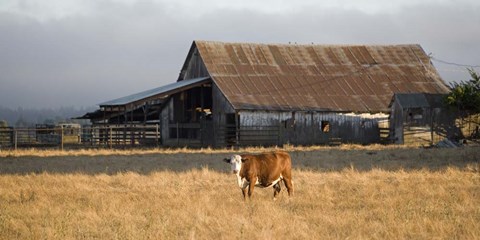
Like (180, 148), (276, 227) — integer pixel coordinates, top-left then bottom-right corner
(0, 146), (479, 175)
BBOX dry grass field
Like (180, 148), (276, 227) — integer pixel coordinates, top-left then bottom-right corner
(0, 145), (479, 239)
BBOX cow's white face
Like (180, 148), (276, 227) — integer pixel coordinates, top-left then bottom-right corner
(226, 154), (243, 174)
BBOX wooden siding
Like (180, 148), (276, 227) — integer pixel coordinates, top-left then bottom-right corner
(180, 48), (210, 80)
(238, 110), (388, 145)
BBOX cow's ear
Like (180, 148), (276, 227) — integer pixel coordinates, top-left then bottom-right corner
(223, 158), (230, 163)
(240, 157), (248, 162)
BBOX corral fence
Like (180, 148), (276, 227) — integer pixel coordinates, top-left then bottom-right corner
(395, 113), (480, 146)
(0, 124), (285, 150)
(0, 124), (160, 150)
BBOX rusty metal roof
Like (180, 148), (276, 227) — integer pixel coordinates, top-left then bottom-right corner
(99, 77), (210, 106)
(393, 93), (446, 109)
(193, 41), (450, 112)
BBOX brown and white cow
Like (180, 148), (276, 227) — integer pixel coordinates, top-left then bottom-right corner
(223, 151), (294, 199)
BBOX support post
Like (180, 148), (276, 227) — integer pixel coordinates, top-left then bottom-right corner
(155, 124), (159, 147)
(176, 122), (179, 146)
(235, 111), (239, 146)
(430, 110), (436, 146)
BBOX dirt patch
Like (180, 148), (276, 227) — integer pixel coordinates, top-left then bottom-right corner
(1, 146), (478, 175)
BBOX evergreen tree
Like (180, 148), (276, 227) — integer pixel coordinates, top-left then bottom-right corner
(446, 68), (480, 114)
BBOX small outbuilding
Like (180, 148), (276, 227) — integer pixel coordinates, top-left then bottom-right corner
(389, 93), (459, 145)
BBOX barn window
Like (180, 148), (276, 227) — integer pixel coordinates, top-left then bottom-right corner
(406, 108), (424, 126)
(321, 121), (330, 133)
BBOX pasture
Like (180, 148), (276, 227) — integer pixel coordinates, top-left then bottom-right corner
(0, 146), (479, 239)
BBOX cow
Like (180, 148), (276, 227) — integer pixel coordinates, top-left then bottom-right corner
(223, 151), (294, 200)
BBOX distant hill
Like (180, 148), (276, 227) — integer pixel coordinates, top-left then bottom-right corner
(0, 106), (95, 127)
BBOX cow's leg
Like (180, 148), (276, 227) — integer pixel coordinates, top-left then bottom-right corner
(283, 178), (293, 196)
(282, 171), (294, 196)
(273, 182), (281, 199)
(248, 180), (256, 198)
(241, 187), (248, 199)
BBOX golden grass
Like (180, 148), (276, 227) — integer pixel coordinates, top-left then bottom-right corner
(1, 168), (479, 239)
(0, 146), (479, 239)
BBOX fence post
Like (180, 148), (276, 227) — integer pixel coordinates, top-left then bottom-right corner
(14, 129), (17, 150)
(60, 125), (64, 151)
(109, 126), (113, 149)
(155, 124), (159, 147)
(90, 127), (94, 146)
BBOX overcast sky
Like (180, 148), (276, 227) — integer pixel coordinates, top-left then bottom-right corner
(1, 0), (480, 109)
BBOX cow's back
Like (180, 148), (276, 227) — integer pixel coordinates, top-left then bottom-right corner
(244, 151), (291, 181)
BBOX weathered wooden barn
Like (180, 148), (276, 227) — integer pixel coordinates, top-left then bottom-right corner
(80, 40), (450, 147)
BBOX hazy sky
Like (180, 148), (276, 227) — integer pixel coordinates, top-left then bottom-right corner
(1, 0), (480, 108)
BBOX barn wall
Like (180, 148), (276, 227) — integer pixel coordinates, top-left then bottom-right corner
(212, 84), (235, 124)
(181, 48), (209, 80)
(211, 84), (235, 147)
(160, 98), (172, 146)
(238, 111), (291, 146)
(237, 110), (388, 146)
(309, 112), (387, 145)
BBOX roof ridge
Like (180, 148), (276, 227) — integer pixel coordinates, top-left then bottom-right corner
(194, 40), (420, 48)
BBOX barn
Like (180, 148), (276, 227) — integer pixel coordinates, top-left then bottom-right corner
(80, 40), (451, 147)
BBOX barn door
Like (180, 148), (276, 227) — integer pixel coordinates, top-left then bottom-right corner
(200, 112), (214, 147)
(225, 113), (237, 146)
(282, 112), (296, 145)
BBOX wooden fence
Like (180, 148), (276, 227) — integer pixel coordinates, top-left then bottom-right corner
(0, 124), (160, 150)
(2, 119), (477, 150)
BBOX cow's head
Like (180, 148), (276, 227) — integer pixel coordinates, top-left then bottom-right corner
(223, 154), (245, 174)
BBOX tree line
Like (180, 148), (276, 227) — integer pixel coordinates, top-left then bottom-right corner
(0, 106), (94, 128)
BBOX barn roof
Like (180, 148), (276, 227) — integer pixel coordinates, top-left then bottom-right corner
(188, 41), (450, 112)
(99, 77), (210, 106)
(393, 93), (431, 108)
(392, 93), (447, 109)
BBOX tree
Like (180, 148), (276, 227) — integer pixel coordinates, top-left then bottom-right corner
(0, 120), (7, 128)
(446, 68), (480, 114)
(15, 116), (29, 128)
(43, 119), (55, 125)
